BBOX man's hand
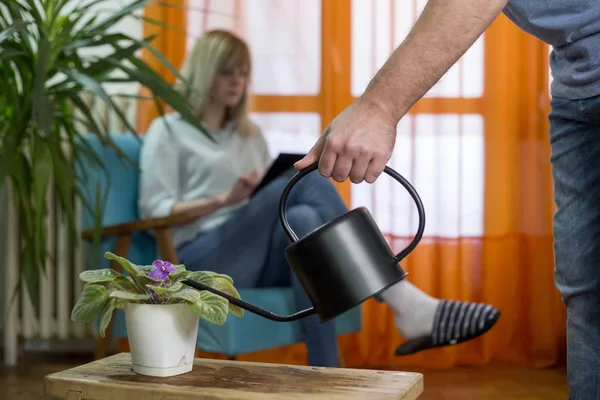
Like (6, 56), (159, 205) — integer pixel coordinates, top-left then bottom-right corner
(295, 96), (396, 183)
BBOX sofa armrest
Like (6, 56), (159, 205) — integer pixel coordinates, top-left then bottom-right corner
(81, 213), (196, 241)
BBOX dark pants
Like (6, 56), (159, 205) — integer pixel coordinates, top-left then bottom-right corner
(177, 169), (348, 367)
(549, 93), (600, 399)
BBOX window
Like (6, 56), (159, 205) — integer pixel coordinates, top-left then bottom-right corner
(187, 0), (321, 95)
(351, 115), (484, 237)
(351, 0), (484, 98)
(249, 112), (321, 156)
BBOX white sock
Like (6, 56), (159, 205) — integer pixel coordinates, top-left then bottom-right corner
(380, 280), (440, 339)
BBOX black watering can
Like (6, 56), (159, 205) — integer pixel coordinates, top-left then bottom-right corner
(182, 162), (425, 323)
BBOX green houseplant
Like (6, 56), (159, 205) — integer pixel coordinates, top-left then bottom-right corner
(0, 0), (214, 309)
(71, 251), (244, 376)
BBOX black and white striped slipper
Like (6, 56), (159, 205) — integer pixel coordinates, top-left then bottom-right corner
(395, 300), (501, 356)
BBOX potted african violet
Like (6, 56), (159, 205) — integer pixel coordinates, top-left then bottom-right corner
(71, 252), (243, 377)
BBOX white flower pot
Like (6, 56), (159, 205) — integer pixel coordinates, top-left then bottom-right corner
(124, 302), (199, 377)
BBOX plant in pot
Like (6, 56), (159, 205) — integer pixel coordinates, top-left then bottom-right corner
(0, 0), (214, 312)
(71, 251), (243, 377)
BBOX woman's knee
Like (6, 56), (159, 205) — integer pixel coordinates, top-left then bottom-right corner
(299, 170), (336, 190)
(285, 205), (323, 236)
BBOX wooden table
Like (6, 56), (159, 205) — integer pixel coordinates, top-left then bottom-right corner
(44, 352), (423, 399)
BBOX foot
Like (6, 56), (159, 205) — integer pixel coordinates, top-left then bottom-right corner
(393, 300), (501, 355)
(380, 280), (501, 356)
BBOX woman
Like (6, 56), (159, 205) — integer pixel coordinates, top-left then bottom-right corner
(138, 30), (501, 367)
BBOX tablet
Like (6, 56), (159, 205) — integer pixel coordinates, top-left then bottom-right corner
(251, 153), (305, 197)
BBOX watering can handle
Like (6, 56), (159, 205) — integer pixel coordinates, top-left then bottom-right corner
(278, 162), (426, 262)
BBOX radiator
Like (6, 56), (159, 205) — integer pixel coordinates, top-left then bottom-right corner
(1, 96), (134, 366)
(2, 182), (89, 366)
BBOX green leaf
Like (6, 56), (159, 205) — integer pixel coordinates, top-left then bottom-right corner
(47, 139), (76, 239)
(98, 297), (116, 337)
(168, 264), (189, 280)
(171, 288), (229, 326)
(79, 40), (145, 79)
(181, 271), (241, 316)
(85, 0), (147, 33)
(127, 26), (187, 84)
(109, 291), (151, 302)
(168, 288), (199, 303)
(32, 145), (52, 269)
(71, 284), (109, 323)
(213, 278), (244, 318)
(63, 33), (132, 52)
(136, 274), (167, 289)
(0, 20), (28, 44)
(113, 276), (138, 292)
(146, 281), (183, 295)
(32, 35), (52, 135)
(104, 251), (140, 278)
(61, 69), (138, 138)
(0, 49), (27, 61)
(191, 291), (230, 326)
(185, 271), (216, 286)
(133, 265), (154, 275)
(79, 269), (123, 283)
(211, 272), (234, 285)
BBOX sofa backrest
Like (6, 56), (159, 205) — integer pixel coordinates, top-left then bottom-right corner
(76, 133), (144, 230)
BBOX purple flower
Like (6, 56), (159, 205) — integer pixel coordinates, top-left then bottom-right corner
(148, 260), (176, 280)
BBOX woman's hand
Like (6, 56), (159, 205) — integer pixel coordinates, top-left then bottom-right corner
(218, 169), (259, 207)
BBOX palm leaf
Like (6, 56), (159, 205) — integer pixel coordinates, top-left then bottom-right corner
(0, 0), (214, 312)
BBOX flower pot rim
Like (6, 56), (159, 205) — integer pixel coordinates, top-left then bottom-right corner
(125, 302), (188, 308)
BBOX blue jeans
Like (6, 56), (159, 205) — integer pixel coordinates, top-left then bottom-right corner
(177, 169), (348, 367)
(550, 93), (600, 399)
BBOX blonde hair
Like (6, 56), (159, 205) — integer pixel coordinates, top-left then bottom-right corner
(175, 30), (254, 136)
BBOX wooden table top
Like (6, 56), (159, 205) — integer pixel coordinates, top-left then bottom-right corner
(44, 352), (423, 399)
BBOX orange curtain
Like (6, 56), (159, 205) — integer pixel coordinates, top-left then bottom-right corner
(136, 1), (566, 369)
(136, 0), (188, 133)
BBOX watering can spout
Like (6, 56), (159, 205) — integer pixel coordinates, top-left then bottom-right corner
(181, 278), (316, 322)
(183, 162), (426, 324)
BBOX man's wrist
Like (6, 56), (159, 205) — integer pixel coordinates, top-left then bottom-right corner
(360, 87), (406, 126)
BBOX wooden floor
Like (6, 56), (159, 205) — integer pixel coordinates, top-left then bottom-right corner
(1, 353), (569, 399)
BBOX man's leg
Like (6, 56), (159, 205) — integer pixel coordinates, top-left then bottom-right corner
(549, 94), (600, 399)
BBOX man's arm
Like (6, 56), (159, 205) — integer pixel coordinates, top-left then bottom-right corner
(364, 0), (508, 122)
(295, 0), (508, 182)
(296, 0), (508, 181)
